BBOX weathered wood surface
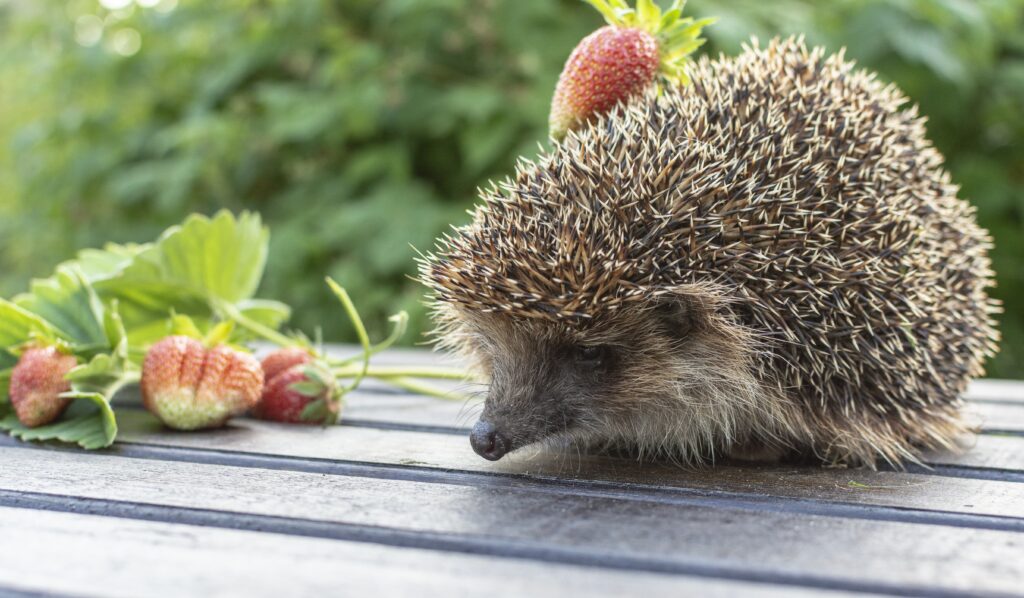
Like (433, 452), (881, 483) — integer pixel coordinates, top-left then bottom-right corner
(1, 508), (849, 598)
(0, 445), (1021, 596)
(1, 345), (1022, 598)
(106, 411), (1024, 521)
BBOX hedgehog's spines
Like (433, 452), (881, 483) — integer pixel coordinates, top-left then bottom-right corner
(420, 37), (998, 466)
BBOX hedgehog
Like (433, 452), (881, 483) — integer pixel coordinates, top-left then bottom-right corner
(419, 38), (1000, 468)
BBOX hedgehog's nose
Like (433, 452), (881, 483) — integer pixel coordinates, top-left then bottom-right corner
(470, 420), (510, 461)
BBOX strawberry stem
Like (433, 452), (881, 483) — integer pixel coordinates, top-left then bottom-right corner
(325, 277), (372, 394)
(329, 311), (409, 367)
(217, 300), (296, 349)
(220, 282), (478, 406)
(374, 377), (468, 402)
(331, 365), (473, 381)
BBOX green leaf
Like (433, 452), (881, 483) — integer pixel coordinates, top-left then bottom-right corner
(109, 290), (212, 346)
(169, 313), (205, 339)
(65, 352), (134, 397)
(0, 391), (117, 450)
(636, 0), (660, 27)
(59, 243), (148, 285)
(289, 380), (325, 398)
(659, 8), (681, 30)
(583, 0), (622, 25)
(105, 210), (269, 304)
(0, 368), (11, 405)
(14, 267), (108, 348)
(204, 320), (235, 346)
(66, 353), (122, 385)
(230, 299), (291, 342)
(0, 298), (59, 347)
(103, 300), (129, 354)
(86, 212), (277, 347)
(299, 398), (329, 423)
(302, 364), (331, 388)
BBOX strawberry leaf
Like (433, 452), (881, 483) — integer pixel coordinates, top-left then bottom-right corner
(0, 368), (11, 407)
(90, 211), (286, 346)
(289, 380), (325, 398)
(0, 299), (59, 347)
(0, 391), (117, 450)
(203, 321), (235, 347)
(299, 398), (330, 423)
(102, 210), (268, 304)
(66, 349), (135, 399)
(14, 267), (108, 348)
(103, 302), (128, 353)
(230, 299), (291, 341)
(302, 364), (332, 388)
(636, 0), (660, 27)
(57, 243), (148, 285)
(169, 313), (205, 339)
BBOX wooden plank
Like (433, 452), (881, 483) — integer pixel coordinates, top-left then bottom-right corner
(343, 391), (479, 431)
(0, 447), (1019, 596)
(966, 402), (1024, 434)
(925, 434), (1024, 471)
(965, 379), (1024, 404)
(0, 507), (839, 598)
(107, 411), (1024, 520)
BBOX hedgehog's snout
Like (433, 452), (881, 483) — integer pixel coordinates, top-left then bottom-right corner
(470, 420), (511, 461)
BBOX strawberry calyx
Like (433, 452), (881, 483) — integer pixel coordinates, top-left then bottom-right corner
(585, 0), (715, 85)
(292, 362), (343, 425)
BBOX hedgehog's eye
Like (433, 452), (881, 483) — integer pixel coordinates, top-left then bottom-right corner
(574, 345), (609, 367)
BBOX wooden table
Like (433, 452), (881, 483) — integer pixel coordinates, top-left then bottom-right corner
(0, 347), (1022, 597)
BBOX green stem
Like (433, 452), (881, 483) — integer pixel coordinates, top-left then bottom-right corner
(377, 377), (468, 401)
(332, 365), (473, 381)
(325, 278), (371, 393)
(217, 300), (295, 348)
(329, 311), (409, 367)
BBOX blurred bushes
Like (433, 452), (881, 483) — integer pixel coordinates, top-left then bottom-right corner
(0, 0), (1021, 377)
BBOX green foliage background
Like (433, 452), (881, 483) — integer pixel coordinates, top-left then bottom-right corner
(0, 0), (1021, 377)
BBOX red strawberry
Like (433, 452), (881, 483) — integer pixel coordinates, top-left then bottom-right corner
(9, 346), (77, 428)
(253, 348), (340, 425)
(141, 336), (263, 431)
(259, 347), (313, 383)
(549, 0), (715, 139)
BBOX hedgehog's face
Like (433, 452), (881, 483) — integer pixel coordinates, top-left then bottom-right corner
(465, 299), (705, 461)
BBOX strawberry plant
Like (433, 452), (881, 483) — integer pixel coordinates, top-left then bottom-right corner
(0, 211), (468, 449)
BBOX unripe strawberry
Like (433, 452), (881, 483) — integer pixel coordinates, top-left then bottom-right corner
(550, 0), (714, 139)
(253, 348), (339, 425)
(141, 336), (263, 431)
(9, 346), (77, 428)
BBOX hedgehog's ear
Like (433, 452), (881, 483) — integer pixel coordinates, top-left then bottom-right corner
(648, 283), (724, 339)
(651, 296), (696, 339)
